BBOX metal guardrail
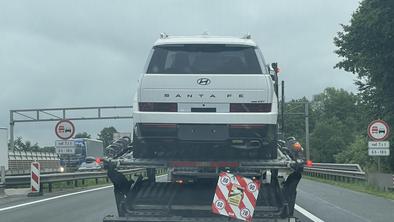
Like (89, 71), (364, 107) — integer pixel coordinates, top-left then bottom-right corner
(4, 168), (146, 193)
(308, 163), (363, 172)
(303, 163), (367, 182)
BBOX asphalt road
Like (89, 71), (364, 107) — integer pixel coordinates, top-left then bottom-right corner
(0, 177), (393, 222)
(295, 179), (394, 222)
(0, 186), (116, 222)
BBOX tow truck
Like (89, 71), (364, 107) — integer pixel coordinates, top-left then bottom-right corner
(103, 34), (305, 222)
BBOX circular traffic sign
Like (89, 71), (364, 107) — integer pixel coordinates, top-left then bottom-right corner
(367, 120), (390, 141)
(55, 120), (75, 140)
(240, 208), (251, 218)
(214, 200), (225, 210)
(247, 182), (257, 192)
(220, 175), (230, 186)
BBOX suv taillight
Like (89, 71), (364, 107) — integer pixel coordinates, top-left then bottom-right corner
(139, 102), (177, 112)
(230, 103), (271, 112)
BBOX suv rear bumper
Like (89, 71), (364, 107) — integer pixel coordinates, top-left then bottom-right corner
(133, 111), (278, 125)
(134, 123), (275, 150)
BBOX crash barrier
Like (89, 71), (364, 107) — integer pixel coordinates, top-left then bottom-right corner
(303, 163), (367, 183)
(4, 168), (167, 194)
(307, 163), (363, 172)
(8, 151), (61, 175)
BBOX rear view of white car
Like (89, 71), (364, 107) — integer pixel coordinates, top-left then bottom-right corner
(78, 156), (103, 171)
(132, 34), (278, 160)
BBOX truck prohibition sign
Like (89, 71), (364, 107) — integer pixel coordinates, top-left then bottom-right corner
(55, 119), (75, 140)
(367, 120), (390, 141)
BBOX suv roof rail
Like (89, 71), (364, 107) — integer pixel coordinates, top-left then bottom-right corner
(241, 33), (252, 39)
(160, 33), (169, 39)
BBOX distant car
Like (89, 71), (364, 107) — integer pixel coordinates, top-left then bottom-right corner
(78, 156), (102, 171)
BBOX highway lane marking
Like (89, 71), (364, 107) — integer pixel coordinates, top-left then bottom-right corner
(295, 204), (324, 222)
(0, 174), (169, 213)
(0, 185), (113, 212)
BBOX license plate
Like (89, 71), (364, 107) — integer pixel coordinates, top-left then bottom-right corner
(178, 125), (229, 141)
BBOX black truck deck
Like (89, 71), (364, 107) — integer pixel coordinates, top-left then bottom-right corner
(104, 179), (297, 222)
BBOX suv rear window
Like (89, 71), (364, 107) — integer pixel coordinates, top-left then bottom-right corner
(147, 44), (262, 74)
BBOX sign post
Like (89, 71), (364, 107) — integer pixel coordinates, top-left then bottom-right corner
(367, 120), (390, 172)
(55, 120), (75, 172)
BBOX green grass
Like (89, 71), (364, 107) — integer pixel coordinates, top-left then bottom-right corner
(303, 175), (394, 200)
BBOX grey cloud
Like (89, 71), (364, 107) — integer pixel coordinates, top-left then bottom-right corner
(0, 0), (359, 145)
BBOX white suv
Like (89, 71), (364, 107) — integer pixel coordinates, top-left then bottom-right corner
(132, 35), (278, 159)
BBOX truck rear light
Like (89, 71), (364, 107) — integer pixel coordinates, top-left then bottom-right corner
(139, 102), (177, 112)
(230, 103), (271, 112)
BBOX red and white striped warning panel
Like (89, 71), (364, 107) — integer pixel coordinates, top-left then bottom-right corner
(212, 172), (261, 221)
(30, 162), (40, 193)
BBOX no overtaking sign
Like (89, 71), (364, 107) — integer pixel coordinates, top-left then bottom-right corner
(367, 120), (390, 156)
(55, 120), (75, 140)
(368, 120), (390, 141)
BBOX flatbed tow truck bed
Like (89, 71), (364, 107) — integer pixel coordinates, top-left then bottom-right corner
(103, 154), (300, 222)
(103, 179), (297, 222)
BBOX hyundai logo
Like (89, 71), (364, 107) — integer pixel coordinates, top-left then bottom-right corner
(197, 78), (211, 85)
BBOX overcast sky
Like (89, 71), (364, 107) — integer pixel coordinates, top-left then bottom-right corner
(0, 0), (360, 146)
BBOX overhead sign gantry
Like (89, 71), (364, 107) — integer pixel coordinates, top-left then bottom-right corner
(9, 106), (133, 151)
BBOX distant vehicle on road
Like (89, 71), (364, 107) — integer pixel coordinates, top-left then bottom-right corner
(58, 138), (104, 170)
(78, 156), (103, 171)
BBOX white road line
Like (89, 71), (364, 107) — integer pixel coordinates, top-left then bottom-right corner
(295, 204), (325, 222)
(0, 185), (113, 212)
(0, 174), (169, 213)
